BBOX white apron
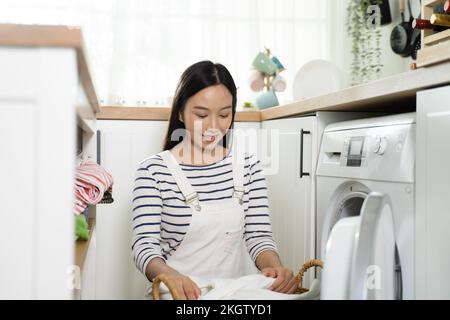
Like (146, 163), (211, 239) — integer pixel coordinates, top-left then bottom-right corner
(145, 149), (256, 299)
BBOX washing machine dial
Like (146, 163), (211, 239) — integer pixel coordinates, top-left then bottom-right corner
(373, 136), (388, 155)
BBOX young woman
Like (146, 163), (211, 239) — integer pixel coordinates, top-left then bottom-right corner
(132, 61), (296, 300)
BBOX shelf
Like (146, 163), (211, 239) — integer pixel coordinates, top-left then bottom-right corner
(74, 217), (96, 271)
(418, 0), (450, 67)
(423, 0), (445, 7)
(77, 113), (96, 134)
(417, 41), (450, 67)
(424, 29), (450, 46)
(77, 105), (96, 134)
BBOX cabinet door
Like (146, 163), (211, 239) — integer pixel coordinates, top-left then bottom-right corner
(0, 48), (77, 299)
(95, 120), (167, 299)
(261, 117), (314, 283)
(416, 85), (450, 299)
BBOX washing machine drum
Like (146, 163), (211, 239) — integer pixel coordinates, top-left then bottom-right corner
(320, 191), (402, 300)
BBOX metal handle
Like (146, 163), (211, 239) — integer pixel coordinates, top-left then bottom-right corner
(96, 130), (101, 165)
(299, 129), (311, 178)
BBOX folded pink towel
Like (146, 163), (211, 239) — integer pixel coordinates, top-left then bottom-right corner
(74, 161), (114, 215)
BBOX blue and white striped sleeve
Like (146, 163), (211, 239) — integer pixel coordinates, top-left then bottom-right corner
(131, 163), (165, 277)
(244, 156), (279, 263)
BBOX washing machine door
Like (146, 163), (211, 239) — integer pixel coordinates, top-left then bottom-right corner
(321, 191), (402, 300)
(350, 192), (400, 300)
(320, 189), (368, 260)
(321, 216), (361, 299)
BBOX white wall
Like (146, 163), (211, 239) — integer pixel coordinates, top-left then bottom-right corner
(328, 0), (412, 87)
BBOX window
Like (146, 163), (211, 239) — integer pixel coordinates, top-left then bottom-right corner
(0, 0), (331, 108)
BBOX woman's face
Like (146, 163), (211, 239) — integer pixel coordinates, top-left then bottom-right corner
(180, 84), (233, 151)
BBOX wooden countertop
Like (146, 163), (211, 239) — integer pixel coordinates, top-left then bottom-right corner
(0, 23), (100, 113)
(261, 62), (450, 121)
(97, 106), (262, 122)
(96, 62), (450, 122)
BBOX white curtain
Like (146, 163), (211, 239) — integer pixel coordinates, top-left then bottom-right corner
(0, 0), (331, 108)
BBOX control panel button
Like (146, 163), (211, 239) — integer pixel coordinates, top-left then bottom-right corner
(373, 136), (388, 155)
(373, 136), (381, 153)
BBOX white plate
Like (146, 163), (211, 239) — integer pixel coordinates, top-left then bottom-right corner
(293, 59), (345, 101)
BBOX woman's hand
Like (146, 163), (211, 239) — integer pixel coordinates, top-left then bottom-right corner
(166, 270), (201, 300)
(146, 258), (201, 300)
(261, 266), (298, 294)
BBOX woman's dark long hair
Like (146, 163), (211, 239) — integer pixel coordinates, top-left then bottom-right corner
(163, 61), (237, 151)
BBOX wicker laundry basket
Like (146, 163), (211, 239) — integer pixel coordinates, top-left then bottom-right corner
(151, 259), (323, 300)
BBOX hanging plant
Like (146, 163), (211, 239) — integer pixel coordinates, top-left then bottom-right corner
(346, 0), (384, 85)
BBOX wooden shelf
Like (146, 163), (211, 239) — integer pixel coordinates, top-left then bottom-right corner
(74, 217), (96, 271)
(417, 41), (450, 67)
(417, 1), (450, 68)
(77, 113), (96, 134)
(423, 0), (444, 7)
(424, 29), (450, 46)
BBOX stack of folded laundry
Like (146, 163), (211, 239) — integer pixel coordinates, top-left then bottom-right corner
(74, 160), (114, 240)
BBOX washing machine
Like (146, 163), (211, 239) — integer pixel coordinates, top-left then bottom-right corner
(316, 113), (415, 300)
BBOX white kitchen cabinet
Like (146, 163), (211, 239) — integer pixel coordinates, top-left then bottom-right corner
(416, 85), (450, 299)
(94, 120), (260, 299)
(0, 45), (96, 299)
(95, 120), (167, 299)
(262, 116), (315, 286)
(261, 112), (378, 286)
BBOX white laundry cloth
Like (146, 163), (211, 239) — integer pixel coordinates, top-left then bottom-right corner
(153, 274), (321, 300)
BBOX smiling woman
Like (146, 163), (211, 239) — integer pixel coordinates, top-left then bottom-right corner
(132, 61), (298, 300)
(163, 61), (237, 161)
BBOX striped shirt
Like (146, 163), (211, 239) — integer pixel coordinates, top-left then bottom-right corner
(131, 151), (279, 277)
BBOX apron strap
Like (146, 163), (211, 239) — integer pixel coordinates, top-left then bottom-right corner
(160, 150), (201, 211)
(160, 147), (245, 208)
(231, 146), (245, 205)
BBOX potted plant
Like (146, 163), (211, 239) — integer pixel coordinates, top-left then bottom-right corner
(346, 0), (384, 85)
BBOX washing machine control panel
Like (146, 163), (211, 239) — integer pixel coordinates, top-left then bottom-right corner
(317, 114), (415, 183)
(341, 135), (391, 167)
(341, 136), (367, 167)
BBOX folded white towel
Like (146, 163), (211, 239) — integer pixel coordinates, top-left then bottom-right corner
(151, 274), (320, 300)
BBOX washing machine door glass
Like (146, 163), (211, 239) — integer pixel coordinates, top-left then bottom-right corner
(321, 191), (367, 260)
(332, 192), (366, 226)
(351, 192), (401, 300)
